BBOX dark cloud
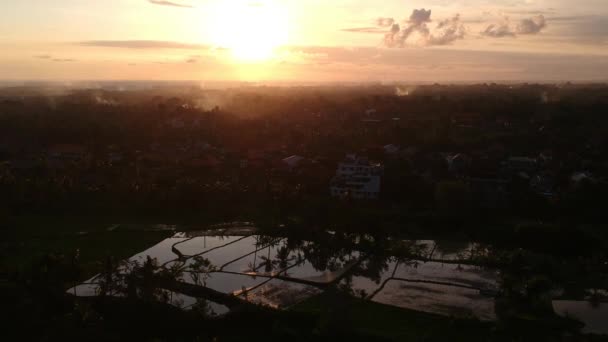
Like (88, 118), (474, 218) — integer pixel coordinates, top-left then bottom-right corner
(429, 14), (466, 45)
(517, 15), (546, 34)
(409, 9), (432, 25)
(34, 55), (52, 59)
(147, 0), (193, 8)
(384, 23), (402, 47)
(481, 15), (547, 38)
(77, 40), (207, 49)
(369, 7), (549, 47)
(482, 22), (516, 38)
(383, 9), (465, 47)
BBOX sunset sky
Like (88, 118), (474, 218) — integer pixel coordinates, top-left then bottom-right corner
(1, 0), (607, 82)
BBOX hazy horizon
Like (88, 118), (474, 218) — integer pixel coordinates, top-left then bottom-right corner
(1, 79), (607, 88)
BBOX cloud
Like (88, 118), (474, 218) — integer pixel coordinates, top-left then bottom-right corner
(147, 0), (193, 8)
(341, 27), (386, 34)
(371, 7), (549, 47)
(517, 15), (546, 34)
(33, 55), (75, 62)
(376, 17), (395, 27)
(409, 9), (432, 25)
(547, 15), (587, 22)
(77, 40), (207, 49)
(482, 21), (516, 38)
(508, 10), (549, 15)
(384, 23), (402, 47)
(482, 15), (547, 38)
(383, 9), (465, 47)
(342, 18), (395, 34)
(429, 14), (466, 45)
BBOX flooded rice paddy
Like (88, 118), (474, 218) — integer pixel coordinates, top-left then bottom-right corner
(553, 301), (608, 335)
(70, 230), (499, 319)
(68, 228), (607, 332)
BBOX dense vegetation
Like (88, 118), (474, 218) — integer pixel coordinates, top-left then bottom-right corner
(1, 83), (607, 340)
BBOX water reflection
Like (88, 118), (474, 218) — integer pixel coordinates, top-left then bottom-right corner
(70, 231), (504, 320)
(343, 259), (498, 320)
(553, 301), (608, 335)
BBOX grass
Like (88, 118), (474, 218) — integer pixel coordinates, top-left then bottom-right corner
(291, 291), (493, 341)
(291, 292), (608, 341)
(1, 216), (172, 278)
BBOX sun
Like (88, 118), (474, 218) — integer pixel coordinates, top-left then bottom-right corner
(209, 0), (289, 62)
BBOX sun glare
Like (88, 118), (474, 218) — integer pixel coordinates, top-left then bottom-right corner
(209, 0), (289, 62)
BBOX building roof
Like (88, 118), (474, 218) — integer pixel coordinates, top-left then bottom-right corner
(282, 155), (305, 168)
(571, 172), (594, 183)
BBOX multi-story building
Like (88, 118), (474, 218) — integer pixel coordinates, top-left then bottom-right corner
(330, 154), (382, 200)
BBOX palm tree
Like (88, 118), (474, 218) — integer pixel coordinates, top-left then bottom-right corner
(187, 256), (215, 287)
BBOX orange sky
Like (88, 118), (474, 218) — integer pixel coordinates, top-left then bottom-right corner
(1, 0), (607, 82)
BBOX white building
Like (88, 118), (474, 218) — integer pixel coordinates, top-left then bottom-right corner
(330, 155), (382, 200)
